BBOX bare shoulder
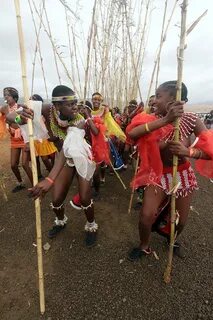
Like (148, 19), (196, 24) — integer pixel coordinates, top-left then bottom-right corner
(0, 105), (9, 114)
(42, 103), (51, 119)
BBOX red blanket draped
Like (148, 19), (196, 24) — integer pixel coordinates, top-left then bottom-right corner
(126, 113), (172, 188)
(194, 130), (213, 178)
(91, 117), (110, 164)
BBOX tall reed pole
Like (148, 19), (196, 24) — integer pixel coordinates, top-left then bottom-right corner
(83, 0), (97, 102)
(28, 0), (48, 99)
(145, 0), (179, 109)
(164, 0), (188, 284)
(155, 0), (168, 90)
(14, 0), (45, 313)
(124, 2), (143, 102)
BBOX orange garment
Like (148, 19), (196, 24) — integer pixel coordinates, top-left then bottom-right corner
(7, 103), (25, 149)
(34, 139), (57, 156)
(0, 113), (8, 139)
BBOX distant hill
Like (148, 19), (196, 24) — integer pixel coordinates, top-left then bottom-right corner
(1, 97), (212, 114)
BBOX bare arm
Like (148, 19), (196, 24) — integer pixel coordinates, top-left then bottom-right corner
(168, 117), (210, 160)
(128, 102), (184, 139)
(87, 118), (99, 135)
(129, 117), (169, 139)
(29, 149), (66, 199)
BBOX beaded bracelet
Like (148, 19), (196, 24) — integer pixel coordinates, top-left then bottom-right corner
(45, 177), (54, 185)
(189, 147), (202, 159)
(145, 123), (150, 133)
(15, 114), (22, 124)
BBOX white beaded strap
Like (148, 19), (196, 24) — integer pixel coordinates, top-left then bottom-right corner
(81, 199), (94, 210)
(54, 215), (68, 226)
(50, 202), (64, 210)
(84, 221), (98, 232)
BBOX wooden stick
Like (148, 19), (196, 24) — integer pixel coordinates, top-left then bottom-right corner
(0, 175), (8, 202)
(186, 9), (208, 36)
(14, 0), (45, 313)
(128, 153), (139, 214)
(124, 2), (143, 102)
(164, 0), (188, 284)
(109, 160), (127, 190)
(145, 0), (179, 110)
(42, 0), (61, 84)
(155, 0), (168, 90)
(83, 0), (97, 103)
(28, 0), (48, 99)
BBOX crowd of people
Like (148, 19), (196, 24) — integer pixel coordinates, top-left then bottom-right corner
(0, 82), (212, 259)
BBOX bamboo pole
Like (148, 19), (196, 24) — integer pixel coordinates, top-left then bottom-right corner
(14, 0), (45, 313)
(28, 0), (48, 99)
(71, 26), (83, 96)
(128, 154), (139, 214)
(32, 0), (80, 95)
(124, 2), (143, 102)
(83, 0), (97, 102)
(42, 0), (61, 84)
(145, 0), (179, 110)
(155, 0), (168, 90)
(164, 0), (188, 284)
(0, 174), (8, 202)
(65, 8), (74, 86)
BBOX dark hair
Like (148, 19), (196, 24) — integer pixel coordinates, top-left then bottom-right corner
(159, 81), (188, 102)
(149, 95), (155, 99)
(92, 92), (102, 98)
(78, 100), (93, 110)
(129, 99), (137, 106)
(52, 85), (75, 98)
(3, 87), (19, 102)
(31, 94), (43, 102)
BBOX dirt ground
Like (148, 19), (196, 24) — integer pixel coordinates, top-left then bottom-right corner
(0, 137), (212, 320)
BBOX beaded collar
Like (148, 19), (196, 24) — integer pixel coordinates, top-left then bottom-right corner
(91, 105), (106, 118)
(49, 105), (84, 140)
(162, 112), (197, 141)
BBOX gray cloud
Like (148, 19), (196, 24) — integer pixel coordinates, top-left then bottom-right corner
(0, 0), (212, 103)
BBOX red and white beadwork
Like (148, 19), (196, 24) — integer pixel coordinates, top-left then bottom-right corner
(160, 162), (198, 198)
(162, 112), (197, 142)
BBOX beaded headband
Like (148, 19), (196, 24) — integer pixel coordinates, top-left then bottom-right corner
(92, 95), (103, 101)
(52, 95), (77, 102)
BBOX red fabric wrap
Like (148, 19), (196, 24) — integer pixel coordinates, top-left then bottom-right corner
(194, 130), (213, 178)
(91, 117), (110, 164)
(126, 113), (172, 188)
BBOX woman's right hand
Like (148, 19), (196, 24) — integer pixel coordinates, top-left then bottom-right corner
(164, 101), (184, 123)
(28, 178), (52, 200)
(19, 105), (34, 123)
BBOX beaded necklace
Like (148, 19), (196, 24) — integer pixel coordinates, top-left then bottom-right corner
(49, 105), (84, 140)
(162, 112), (197, 142)
(91, 105), (106, 118)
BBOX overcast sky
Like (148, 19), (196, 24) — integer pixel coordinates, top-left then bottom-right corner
(0, 0), (213, 104)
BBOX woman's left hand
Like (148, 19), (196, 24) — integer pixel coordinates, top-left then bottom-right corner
(167, 141), (190, 157)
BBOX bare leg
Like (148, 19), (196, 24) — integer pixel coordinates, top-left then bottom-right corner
(176, 193), (193, 236)
(78, 175), (94, 223)
(78, 174), (98, 246)
(22, 149), (33, 185)
(139, 185), (166, 250)
(41, 155), (53, 172)
(11, 148), (22, 182)
(93, 166), (100, 194)
(36, 157), (42, 178)
(51, 165), (76, 220)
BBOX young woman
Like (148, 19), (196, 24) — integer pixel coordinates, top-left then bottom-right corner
(126, 81), (213, 261)
(30, 94), (57, 176)
(28, 85), (99, 246)
(1, 87), (33, 191)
